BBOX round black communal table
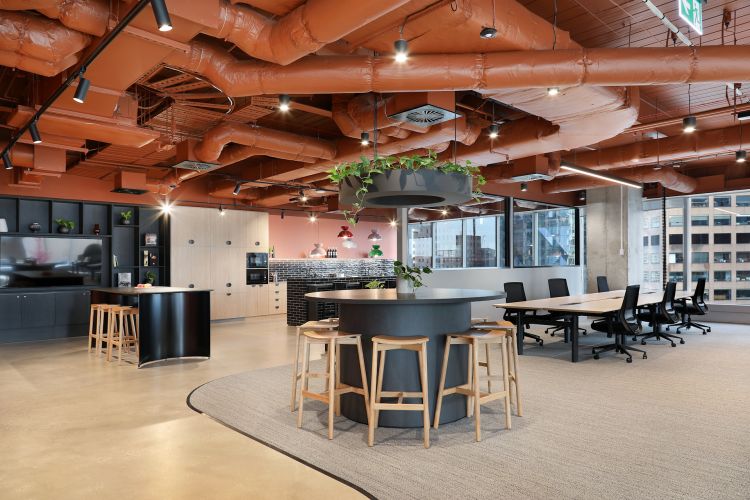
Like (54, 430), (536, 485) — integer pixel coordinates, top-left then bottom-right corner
(304, 288), (505, 428)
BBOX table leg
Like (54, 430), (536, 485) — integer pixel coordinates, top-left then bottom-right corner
(571, 314), (579, 363)
(651, 305), (660, 336)
(516, 310), (525, 355)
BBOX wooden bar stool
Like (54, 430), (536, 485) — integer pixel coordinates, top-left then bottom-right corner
(291, 320), (339, 411)
(471, 320), (522, 416)
(434, 329), (512, 442)
(296, 330), (369, 440)
(368, 336), (430, 448)
(88, 304), (118, 356)
(106, 306), (139, 364)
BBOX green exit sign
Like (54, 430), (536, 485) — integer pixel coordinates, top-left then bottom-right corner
(679, 0), (703, 35)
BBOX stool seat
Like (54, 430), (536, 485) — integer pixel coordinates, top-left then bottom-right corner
(300, 320), (339, 329)
(472, 320), (515, 330)
(451, 329), (509, 340)
(302, 330), (357, 341)
(372, 335), (429, 345)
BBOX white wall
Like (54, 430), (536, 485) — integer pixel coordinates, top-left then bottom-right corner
(423, 266), (586, 319)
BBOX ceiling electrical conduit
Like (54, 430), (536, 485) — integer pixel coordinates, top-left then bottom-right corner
(0, 0), (109, 36)
(165, 42), (750, 96)
(542, 166), (697, 194)
(206, 0), (411, 66)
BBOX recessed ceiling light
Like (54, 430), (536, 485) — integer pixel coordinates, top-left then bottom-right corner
(480, 26), (497, 38)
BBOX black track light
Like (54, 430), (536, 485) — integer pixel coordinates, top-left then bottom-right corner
(232, 182), (242, 195)
(278, 94), (291, 112)
(151, 0), (173, 32)
(737, 150), (747, 163)
(488, 124), (499, 139)
(394, 38), (408, 63)
(360, 131), (370, 146)
(299, 189), (308, 202)
(480, 26), (497, 39)
(520, 182), (528, 192)
(578, 191), (586, 202)
(73, 76), (90, 104)
(280, 210), (285, 220)
(683, 115), (697, 134)
(2, 151), (12, 170)
(29, 121), (42, 144)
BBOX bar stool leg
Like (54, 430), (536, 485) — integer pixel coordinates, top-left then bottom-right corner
(88, 306), (96, 353)
(501, 339), (512, 430)
(472, 339), (482, 442)
(466, 347), (474, 418)
(417, 344), (430, 449)
(118, 311), (125, 365)
(355, 337), (370, 421)
(334, 342), (342, 416)
(96, 307), (105, 356)
(131, 313), (139, 360)
(327, 338), (336, 440)
(509, 334), (522, 416)
(375, 350), (386, 424)
(433, 338), (452, 429)
(297, 338), (311, 429)
(290, 326), (302, 412)
(485, 343), (492, 393)
(106, 309), (115, 362)
(368, 345), (379, 447)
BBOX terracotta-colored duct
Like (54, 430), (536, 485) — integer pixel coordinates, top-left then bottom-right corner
(7, 143), (34, 168)
(217, 144), (319, 166)
(206, 0), (411, 65)
(193, 122), (337, 164)
(165, 41), (750, 97)
(0, 11), (91, 75)
(542, 166), (697, 194)
(0, 0), (109, 36)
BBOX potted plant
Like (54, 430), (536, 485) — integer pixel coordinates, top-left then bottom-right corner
(365, 279), (385, 289)
(145, 271), (157, 285)
(120, 210), (133, 225)
(393, 260), (431, 296)
(55, 218), (75, 234)
(328, 150), (485, 226)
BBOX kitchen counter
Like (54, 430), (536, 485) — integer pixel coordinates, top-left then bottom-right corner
(91, 286), (211, 295)
(306, 288), (505, 304)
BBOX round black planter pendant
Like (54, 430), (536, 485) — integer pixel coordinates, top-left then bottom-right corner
(339, 170), (472, 208)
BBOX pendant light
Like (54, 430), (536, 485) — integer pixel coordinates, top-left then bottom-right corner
(342, 239), (357, 249)
(150, 0), (173, 32)
(520, 182), (528, 192)
(337, 225), (353, 239)
(73, 76), (90, 104)
(2, 151), (12, 170)
(394, 38), (408, 63)
(367, 228), (382, 241)
(683, 84), (697, 133)
(736, 150), (747, 163)
(232, 182), (242, 195)
(488, 124), (499, 139)
(479, 0), (497, 38)
(360, 132), (370, 146)
(278, 94), (291, 112)
(29, 121), (42, 144)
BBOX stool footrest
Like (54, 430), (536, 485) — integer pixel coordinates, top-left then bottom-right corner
(372, 403), (425, 411)
(379, 390), (423, 398)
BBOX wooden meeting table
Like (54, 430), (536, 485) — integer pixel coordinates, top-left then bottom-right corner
(495, 289), (690, 362)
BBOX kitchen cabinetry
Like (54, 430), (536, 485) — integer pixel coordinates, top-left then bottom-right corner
(268, 281), (287, 314)
(55, 290), (90, 326)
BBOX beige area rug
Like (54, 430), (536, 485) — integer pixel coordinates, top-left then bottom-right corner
(187, 326), (750, 500)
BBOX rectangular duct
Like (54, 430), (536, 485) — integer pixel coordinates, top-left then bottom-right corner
(112, 171), (148, 195)
(509, 155), (554, 182)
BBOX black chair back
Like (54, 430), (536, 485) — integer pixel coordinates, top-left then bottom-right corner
(692, 278), (708, 311)
(548, 278), (570, 298)
(504, 282), (527, 303)
(617, 284), (640, 333)
(596, 276), (610, 293)
(661, 282), (679, 322)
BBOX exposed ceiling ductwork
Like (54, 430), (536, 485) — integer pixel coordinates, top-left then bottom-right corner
(0, 0), (109, 36)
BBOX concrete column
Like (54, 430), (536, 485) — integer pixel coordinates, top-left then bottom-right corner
(585, 186), (643, 291)
(396, 207), (409, 263)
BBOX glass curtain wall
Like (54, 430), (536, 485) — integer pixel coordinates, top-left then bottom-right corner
(513, 199), (577, 267)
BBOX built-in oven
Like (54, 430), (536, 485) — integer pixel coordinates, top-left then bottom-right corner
(246, 267), (269, 285)
(246, 252), (269, 268)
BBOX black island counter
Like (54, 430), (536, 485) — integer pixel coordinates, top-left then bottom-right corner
(91, 287), (211, 367)
(305, 288), (505, 427)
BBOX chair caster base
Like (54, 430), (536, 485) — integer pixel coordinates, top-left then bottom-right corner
(641, 341), (647, 345)
(593, 354), (600, 360)
(670, 343), (676, 347)
(626, 357), (632, 363)
(680, 339), (685, 344)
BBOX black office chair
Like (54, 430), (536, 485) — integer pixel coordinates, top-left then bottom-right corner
(589, 276), (613, 335)
(636, 282), (684, 347)
(502, 282), (544, 346)
(673, 278), (710, 334)
(546, 278), (587, 337)
(596, 276), (609, 293)
(592, 284), (646, 363)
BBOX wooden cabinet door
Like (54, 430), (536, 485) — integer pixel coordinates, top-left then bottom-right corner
(268, 282), (286, 314)
(172, 246), (211, 289)
(257, 284), (269, 315)
(252, 212), (269, 251)
(172, 206), (211, 247)
(246, 285), (260, 316)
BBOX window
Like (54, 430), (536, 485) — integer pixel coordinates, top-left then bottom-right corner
(408, 223), (433, 267)
(669, 272), (684, 282)
(738, 252), (750, 263)
(650, 235), (660, 246)
(714, 215), (731, 226)
(737, 216), (750, 226)
(692, 252), (709, 263)
(737, 195), (750, 207)
(691, 197), (708, 208)
(669, 253), (683, 264)
(714, 252), (731, 263)
(513, 201), (576, 267)
(643, 271), (650, 282)
(643, 236), (649, 247)
(668, 215), (683, 227)
(714, 233), (731, 244)
(738, 290), (750, 300)
(669, 234), (683, 245)
(714, 289), (732, 301)
(691, 234), (709, 245)
(737, 271), (750, 282)
(714, 196), (731, 207)
(738, 233), (750, 244)
(434, 219), (463, 269)
(650, 253), (659, 264)
(464, 216), (497, 268)
(651, 217), (660, 228)
(714, 271), (731, 282)
(691, 215), (709, 226)
(651, 271), (660, 283)
(692, 271), (708, 282)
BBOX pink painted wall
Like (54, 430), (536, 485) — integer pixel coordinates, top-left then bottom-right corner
(269, 214), (397, 259)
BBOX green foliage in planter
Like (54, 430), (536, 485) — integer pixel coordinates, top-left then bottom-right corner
(365, 279), (385, 289)
(393, 260), (432, 289)
(328, 150), (485, 226)
(54, 218), (75, 230)
(120, 210), (133, 221)
(145, 271), (157, 284)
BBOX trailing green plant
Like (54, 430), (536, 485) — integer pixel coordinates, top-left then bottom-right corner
(145, 271), (157, 285)
(365, 279), (385, 289)
(120, 210), (133, 222)
(54, 218), (75, 230)
(393, 260), (432, 289)
(328, 150), (485, 226)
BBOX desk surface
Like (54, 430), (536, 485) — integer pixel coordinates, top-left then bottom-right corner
(495, 290), (690, 314)
(305, 288), (505, 304)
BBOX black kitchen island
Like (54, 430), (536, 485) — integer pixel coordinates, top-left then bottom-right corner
(305, 288), (505, 427)
(91, 287), (211, 367)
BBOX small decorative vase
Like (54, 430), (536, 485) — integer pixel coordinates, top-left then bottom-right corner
(57, 225), (70, 234)
(396, 277), (414, 296)
(121, 218), (131, 225)
(28, 222), (41, 233)
(369, 244), (383, 258)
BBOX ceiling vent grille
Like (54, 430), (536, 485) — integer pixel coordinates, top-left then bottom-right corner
(388, 104), (460, 127)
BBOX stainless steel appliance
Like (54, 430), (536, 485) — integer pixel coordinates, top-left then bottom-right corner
(246, 267), (269, 285)
(246, 252), (268, 268)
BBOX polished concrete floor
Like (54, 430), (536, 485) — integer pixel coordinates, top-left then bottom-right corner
(0, 315), (362, 500)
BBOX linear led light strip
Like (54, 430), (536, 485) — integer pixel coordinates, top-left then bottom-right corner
(560, 163), (642, 189)
(640, 0), (741, 97)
